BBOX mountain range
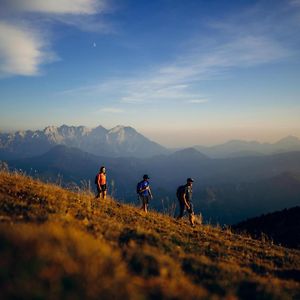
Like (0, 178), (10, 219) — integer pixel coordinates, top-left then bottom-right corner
(194, 136), (300, 158)
(1, 125), (300, 160)
(6, 144), (300, 224)
(0, 125), (167, 160)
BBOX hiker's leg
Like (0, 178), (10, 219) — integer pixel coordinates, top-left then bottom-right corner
(143, 197), (148, 213)
(139, 196), (143, 209)
(187, 202), (195, 226)
(96, 186), (101, 198)
(177, 199), (185, 219)
(100, 185), (107, 200)
(140, 196), (146, 212)
(142, 203), (147, 212)
(145, 196), (150, 213)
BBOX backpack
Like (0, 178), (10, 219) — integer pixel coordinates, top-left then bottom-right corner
(176, 185), (185, 198)
(95, 173), (99, 185)
(136, 181), (142, 194)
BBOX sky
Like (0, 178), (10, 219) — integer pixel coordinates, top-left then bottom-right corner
(0, 0), (300, 147)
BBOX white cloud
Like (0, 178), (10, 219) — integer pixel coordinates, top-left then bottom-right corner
(2, 0), (105, 15)
(0, 22), (56, 77)
(0, 0), (109, 77)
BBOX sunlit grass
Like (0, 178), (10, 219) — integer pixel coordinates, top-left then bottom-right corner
(0, 170), (299, 299)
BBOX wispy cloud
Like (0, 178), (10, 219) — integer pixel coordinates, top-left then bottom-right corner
(96, 107), (124, 114)
(1, 0), (106, 15)
(187, 99), (209, 104)
(0, 0), (110, 77)
(290, 0), (300, 7)
(0, 22), (57, 77)
(63, 34), (290, 105)
(60, 1), (299, 105)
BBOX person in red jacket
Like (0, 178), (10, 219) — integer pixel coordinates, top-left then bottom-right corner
(96, 166), (107, 200)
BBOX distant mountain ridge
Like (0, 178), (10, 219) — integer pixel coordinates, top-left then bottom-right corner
(194, 135), (300, 158)
(1, 125), (299, 160)
(0, 125), (168, 159)
(7, 144), (300, 224)
(168, 147), (209, 161)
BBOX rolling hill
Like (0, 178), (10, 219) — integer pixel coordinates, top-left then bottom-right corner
(0, 170), (299, 299)
(233, 206), (300, 249)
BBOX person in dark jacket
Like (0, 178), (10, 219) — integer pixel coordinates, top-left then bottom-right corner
(176, 178), (195, 226)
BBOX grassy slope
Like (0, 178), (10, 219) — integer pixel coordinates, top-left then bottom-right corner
(0, 171), (299, 300)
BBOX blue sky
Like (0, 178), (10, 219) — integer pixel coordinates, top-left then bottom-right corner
(0, 0), (300, 146)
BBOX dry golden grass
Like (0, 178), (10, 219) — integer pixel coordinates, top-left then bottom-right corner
(0, 170), (300, 299)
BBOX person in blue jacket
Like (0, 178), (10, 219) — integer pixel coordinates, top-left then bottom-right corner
(137, 174), (153, 213)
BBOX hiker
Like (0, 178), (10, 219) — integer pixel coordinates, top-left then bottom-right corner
(95, 166), (107, 200)
(176, 178), (195, 227)
(137, 174), (153, 213)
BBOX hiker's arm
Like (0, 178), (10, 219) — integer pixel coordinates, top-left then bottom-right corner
(140, 186), (149, 193)
(148, 187), (153, 198)
(97, 175), (102, 190)
(183, 194), (190, 209)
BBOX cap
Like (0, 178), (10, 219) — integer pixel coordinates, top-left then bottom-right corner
(143, 174), (150, 179)
(187, 178), (194, 182)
